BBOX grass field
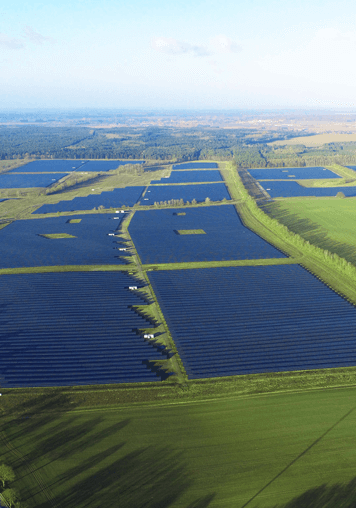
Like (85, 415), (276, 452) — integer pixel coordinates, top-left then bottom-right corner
(262, 198), (356, 266)
(270, 133), (356, 146)
(3, 386), (356, 507)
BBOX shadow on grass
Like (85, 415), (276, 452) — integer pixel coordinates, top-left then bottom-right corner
(40, 446), (211, 508)
(262, 477), (356, 508)
(261, 202), (356, 265)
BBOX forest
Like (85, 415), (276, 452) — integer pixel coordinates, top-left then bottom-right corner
(2, 124), (356, 167)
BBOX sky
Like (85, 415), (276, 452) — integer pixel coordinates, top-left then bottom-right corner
(1, 0), (356, 110)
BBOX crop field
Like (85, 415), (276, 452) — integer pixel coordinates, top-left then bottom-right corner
(33, 186), (145, 213)
(172, 162), (218, 169)
(78, 160), (144, 171)
(141, 183), (231, 205)
(0, 214), (130, 268)
(258, 180), (356, 198)
(9, 160), (87, 172)
(148, 265), (356, 378)
(249, 166), (341, 180)
(129, 206), (286, 263)
(0, 271), (165, 387)
(0, 173), (69, 189)
(262, 198), (356, 266)
(150, 170), (223, 184)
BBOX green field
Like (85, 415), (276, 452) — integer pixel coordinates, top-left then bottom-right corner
(3, 386), (356, 507)
(262, 197), (356, 266)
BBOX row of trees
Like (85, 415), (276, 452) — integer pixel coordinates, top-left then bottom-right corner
(152, 197), (218, 207)
(0, 464), (21, 508)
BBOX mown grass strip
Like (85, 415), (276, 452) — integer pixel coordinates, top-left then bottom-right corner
(0, 265), (136, 275)
(142, 257), (301, 271)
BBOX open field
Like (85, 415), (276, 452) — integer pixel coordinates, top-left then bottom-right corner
(262, 198), (356, 266)
(270, 133), (356, 146)
(3, 386), (356, 507)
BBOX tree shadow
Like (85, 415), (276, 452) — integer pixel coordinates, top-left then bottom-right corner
(261, 202), (356, 265)
(38, 446), (214, 508)
(259, 476), (356, 508)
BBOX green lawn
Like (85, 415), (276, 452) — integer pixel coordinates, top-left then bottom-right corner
(3, 387), (356, 508)
(263, 197), (356, 266)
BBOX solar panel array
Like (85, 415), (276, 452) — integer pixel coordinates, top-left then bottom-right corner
(9, 160), (144, 173)
(258, 181), (356, 198)
(9, 160), (87, 173)
(150, 170), (223, 184)
(172, 162), (218, 170)
(33, 186), (145, 214)
(0, 173), (69, 189)
(0, 272), (164, 387)
(141, 183), (231, 206)
(129, 206), (286, 263)
(148, 265), (356, 379)
(249, 167), (341, 180)
(0, 214), (129, 268)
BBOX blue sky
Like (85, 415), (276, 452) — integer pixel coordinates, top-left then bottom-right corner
(1, 0), (356, 109)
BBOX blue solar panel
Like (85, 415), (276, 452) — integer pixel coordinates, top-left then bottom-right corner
(151, 170), (223, 184)
(0, 214), (130, 268)
(141, 183), (230, 206)
(259, 181), (356, 198)
(9, 160), (87, 172)
(129, 206), (286, 263)
(249, 167), (341, 180)
(33, 187), (145, 214)
(148, 265), (356, 378)
(172, 162), (218, 169)
(0, 272), (163, 387)
(0, 173), (69, 189)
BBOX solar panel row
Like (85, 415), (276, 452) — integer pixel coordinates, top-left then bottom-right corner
(141, 183), (231, 206)
(148, 265), (356, 378)
(33, 187), (145, 214)
(258, 181), (356, 198)
(0, 272), (164, 387)
(0, 214), (129, 268)
(129, 206), (287, 263)
(150, 170), (223, 184)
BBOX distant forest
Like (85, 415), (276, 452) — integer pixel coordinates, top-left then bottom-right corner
(2, 125), (356, 168)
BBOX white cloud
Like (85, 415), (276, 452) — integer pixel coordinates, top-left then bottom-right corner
(151, 37), (210, 57)
(0, 33), (25, 49)
(210, 35), (242, 53)
(23, 26), (55, 45)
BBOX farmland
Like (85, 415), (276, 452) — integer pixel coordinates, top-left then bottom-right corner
(261, 198), (356, 266)
(3, 387), (356, 507)
(2, 148), (356, 508)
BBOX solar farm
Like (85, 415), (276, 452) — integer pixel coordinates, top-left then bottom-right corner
(2, 158), (356, 388)
(3, 158), (356, 507)
(247, 164), (356, 198)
